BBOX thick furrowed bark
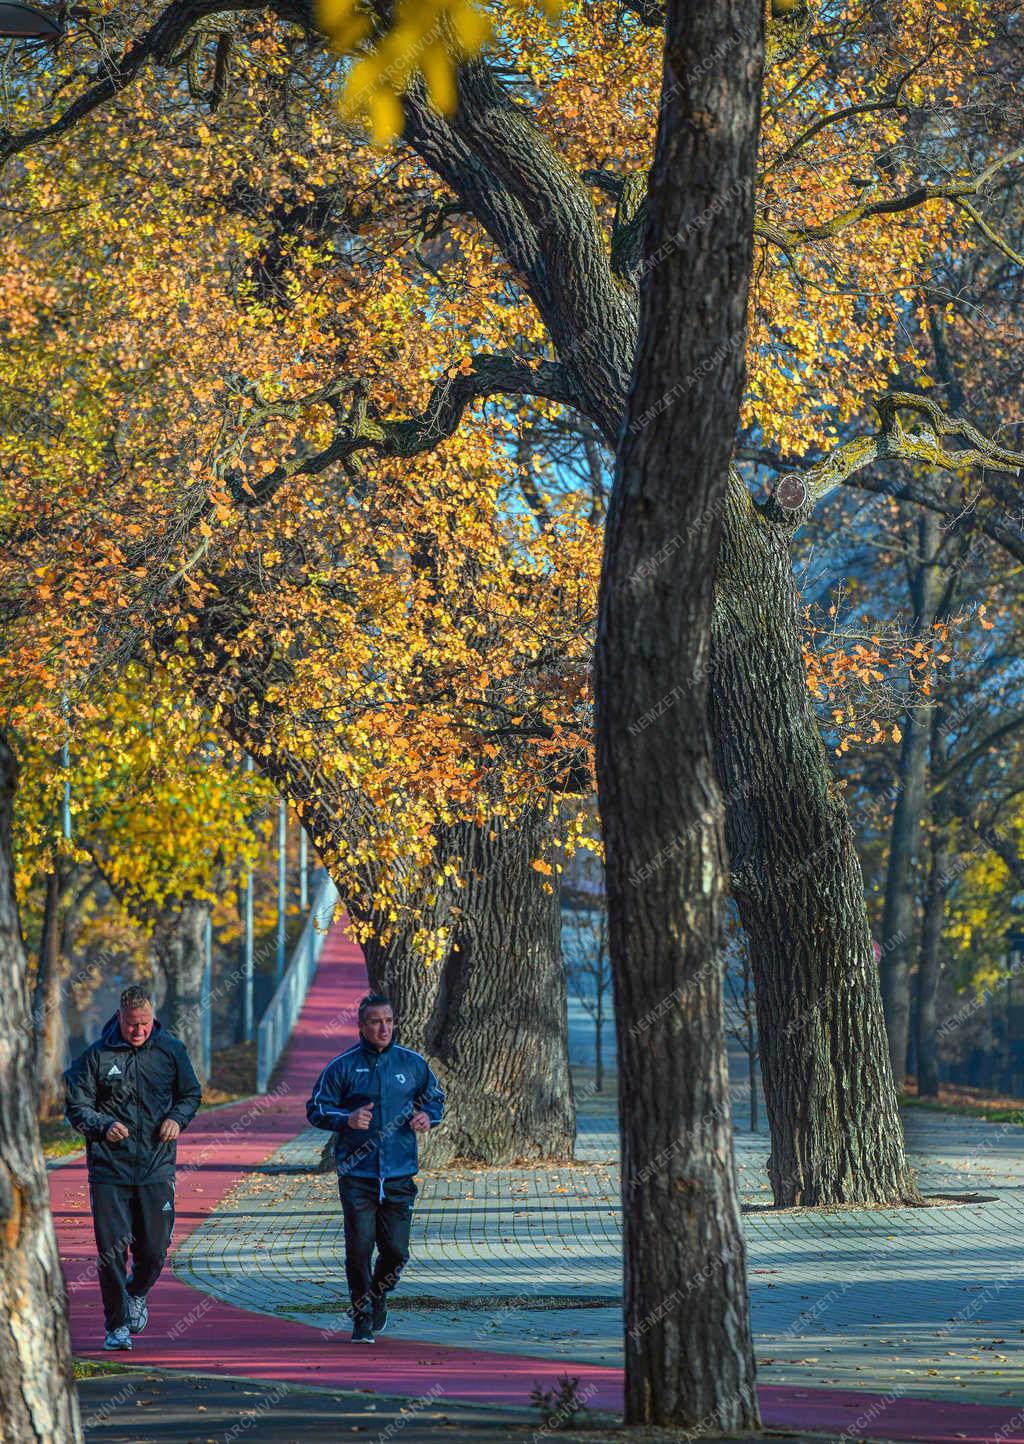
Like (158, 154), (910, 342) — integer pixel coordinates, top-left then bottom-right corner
(425, 814), (575, 1164)
(593, 0), (763, 1426)
(0, 736), (83, 1443)
(32, 870), (67, 1122)
(601, 791), (758, 1427)
(710, 478), (919, 1207)
(360, 810), (575, 1167)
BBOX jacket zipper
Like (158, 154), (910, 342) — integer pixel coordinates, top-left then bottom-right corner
(133, 1048), (141, 1185)
(372, 1050), (384, 1203)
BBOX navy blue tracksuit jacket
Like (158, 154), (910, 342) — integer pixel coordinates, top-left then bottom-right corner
(306, 1038), (445, 1192)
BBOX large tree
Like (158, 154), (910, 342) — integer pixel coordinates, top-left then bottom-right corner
(595, 0), (763, 1423)
(0, 735), (82, 1443)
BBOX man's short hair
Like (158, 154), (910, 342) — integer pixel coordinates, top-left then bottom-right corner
(120, 985), (153, 1012)
(358, 992), (393, 1022)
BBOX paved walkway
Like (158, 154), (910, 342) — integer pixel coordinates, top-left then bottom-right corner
(53, 916), (1024, 1442)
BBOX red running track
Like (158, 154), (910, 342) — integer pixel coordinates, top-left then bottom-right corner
(52, 917), (1024, 1442)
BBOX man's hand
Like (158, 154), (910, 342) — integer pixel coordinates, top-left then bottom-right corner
(347, 1103), (374, 1130)
(158, 1119), (181, 1142)
(409, 1110), (431, 1134)
(105, 1121), (129, 1143)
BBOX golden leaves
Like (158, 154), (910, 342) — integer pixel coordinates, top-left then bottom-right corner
(318, 0), (563, 145)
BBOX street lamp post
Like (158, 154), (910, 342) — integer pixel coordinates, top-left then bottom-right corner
(0, 3), (61, 36)
(276, 798), (286, 984)
(241, 754), (254, 1043)
(1005, 912), (1024, 1094)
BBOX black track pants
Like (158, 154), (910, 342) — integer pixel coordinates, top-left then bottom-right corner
(89, 1181), (175, 1331)
(336, 1173), (417, 1318)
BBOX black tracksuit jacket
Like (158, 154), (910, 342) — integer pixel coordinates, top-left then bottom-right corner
(64, 1014), (202, 1186)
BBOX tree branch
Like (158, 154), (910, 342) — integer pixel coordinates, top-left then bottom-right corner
(955, 198), (1024, 270)
(436, 52), (637, 428)
(0, 0), (286, 168)
(756, 145), (1024, 251)
(399, 74), (554, 319)
(933, 714), (1024, 793)
(235, 353), (578, 506)
(124, 353), (579, 604)
(763, 393), (1024, 543)
(842, 471), (1024, 566)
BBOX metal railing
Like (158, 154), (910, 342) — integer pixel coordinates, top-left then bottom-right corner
(256, 874), (339, 1093)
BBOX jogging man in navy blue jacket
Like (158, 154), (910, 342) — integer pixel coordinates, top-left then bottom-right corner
(306, 993), (445, 1343)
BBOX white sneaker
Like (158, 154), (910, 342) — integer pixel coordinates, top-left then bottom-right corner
(126, 1293), (149, 1334)
(104, 1325), (132, 1351)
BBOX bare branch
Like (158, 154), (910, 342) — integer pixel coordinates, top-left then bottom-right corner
(955, 198), (1024, 269)
(763, 392), (1024, 556)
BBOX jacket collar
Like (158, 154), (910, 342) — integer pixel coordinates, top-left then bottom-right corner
(358, 1035), (394, 1061)
(100, 1013), (164, 1050)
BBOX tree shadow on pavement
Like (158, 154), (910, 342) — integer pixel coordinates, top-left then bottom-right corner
(77, 1370), (875, 1444)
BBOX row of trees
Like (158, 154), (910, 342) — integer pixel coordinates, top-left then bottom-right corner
(1, 0), (1022, 1435)
(14, 671), (288, 1103)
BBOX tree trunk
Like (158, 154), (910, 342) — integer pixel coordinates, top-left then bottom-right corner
(0, 735), (83, 1443)
(360, 810), (576, 1166)
(593, 0), (762, 1427)
(709, 476), (919, 1207)
(880, 510), (943, 1083)
(153, 897), (211, 1084)
(747, 999), (758, 1134)
(879, 712), (931, 1084)
(915, 826), (950, 1099)
(916, 704), (952, 1099)
(32, 870), (67, 1122)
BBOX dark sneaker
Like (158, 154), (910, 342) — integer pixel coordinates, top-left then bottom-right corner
(371, 1297), (388, 1334)
(126, 1292), (149, 1334)
(104, 1325), (132, 1351)
(350, 1315), (374, 1344)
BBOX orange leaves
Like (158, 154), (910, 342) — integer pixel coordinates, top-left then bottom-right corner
(803, 607), (970, 755)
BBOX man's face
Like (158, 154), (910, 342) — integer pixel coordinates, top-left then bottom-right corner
(359, 1006), (394, 1050)
(118, 1004), (155, 1047)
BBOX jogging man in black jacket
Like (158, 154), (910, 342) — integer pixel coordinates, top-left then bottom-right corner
(64, 985), (202, 1350)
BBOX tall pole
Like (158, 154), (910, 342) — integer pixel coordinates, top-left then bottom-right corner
(59, 747), (71, 841)
(202, 911), (213, 1080)
(276, 798), (287, 984)
(57, 700), (72, 1072)
(242, 754), (254, 1043)
(299, 826), (308, 912)
(59, 692), (72, 842)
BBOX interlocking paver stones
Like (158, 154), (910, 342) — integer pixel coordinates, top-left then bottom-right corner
(175, 1034), (1024, 1410)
